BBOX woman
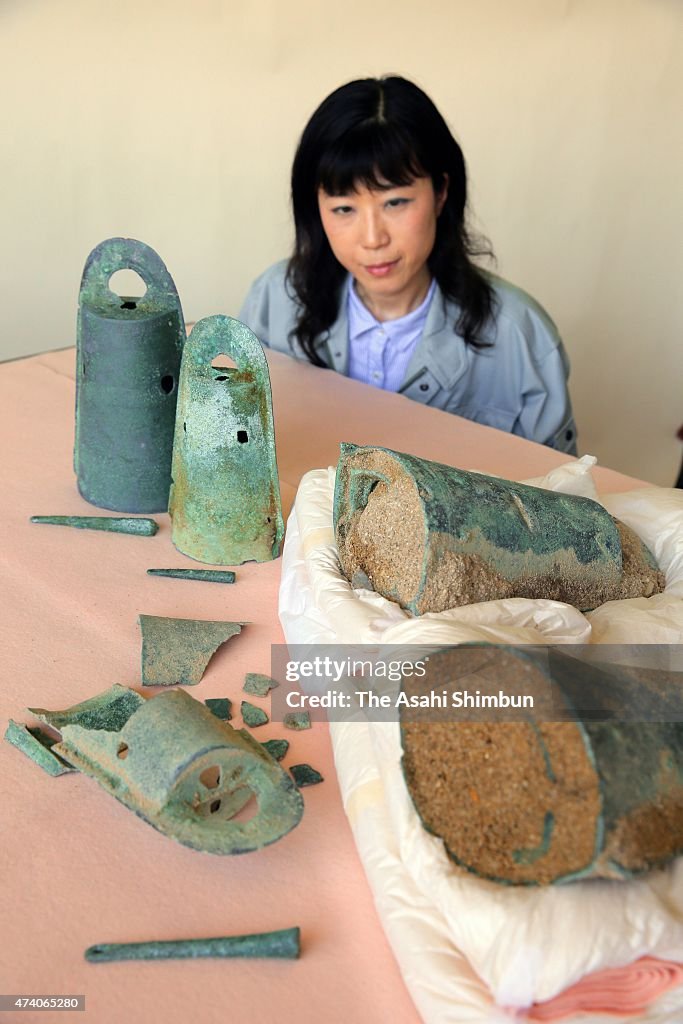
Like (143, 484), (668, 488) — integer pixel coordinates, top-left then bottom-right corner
(239, 75), (577, 453)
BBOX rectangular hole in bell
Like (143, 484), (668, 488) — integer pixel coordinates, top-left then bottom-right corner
(237, 430), (248, 444)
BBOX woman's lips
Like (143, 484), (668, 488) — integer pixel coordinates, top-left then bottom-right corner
(364, 259), (399, 277)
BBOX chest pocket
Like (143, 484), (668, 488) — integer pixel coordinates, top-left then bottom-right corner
(399, 370), (442, 403)
(452, 405), (519, 433)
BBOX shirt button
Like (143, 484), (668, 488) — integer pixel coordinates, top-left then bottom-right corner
(419, 383), (430, 392)
(372, 372), (381, 381)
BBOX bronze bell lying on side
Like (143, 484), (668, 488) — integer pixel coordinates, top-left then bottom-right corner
(334, 444), (665, 614)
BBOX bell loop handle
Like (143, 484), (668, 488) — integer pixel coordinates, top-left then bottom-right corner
(79, 237), (180, 308)
(184, 316), (267, 377)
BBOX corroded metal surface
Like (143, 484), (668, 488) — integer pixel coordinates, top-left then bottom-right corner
(74, 237), (185, 513)
(139, 615), (243, 687)
(31, 684), (145, 731)
(283, 712), (311, 731)
(169, 315), (284, 565)
(400, 645), (683, 884)
(244, 673), (279, 696)
(147, 568), (236, 583)
(262, 739), (289, 761)
(31, 515), (158, 536)
(290, 764), (324, 788)
(334, 444), (661, 614)
(4, 720), (75, 776)
(241, 702), (269, 727)
(85, 927), (300, 962)
(30, 685), (304, 855)
(204, 698), (232, 721)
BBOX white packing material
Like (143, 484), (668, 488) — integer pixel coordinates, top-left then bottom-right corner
(278, 460), (683, 1022)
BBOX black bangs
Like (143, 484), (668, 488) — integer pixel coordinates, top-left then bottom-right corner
(288, 75), (496, 363)
(316, 121), (426, 195)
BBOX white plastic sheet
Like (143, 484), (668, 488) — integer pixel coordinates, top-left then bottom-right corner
(279, 459), (683, 1022)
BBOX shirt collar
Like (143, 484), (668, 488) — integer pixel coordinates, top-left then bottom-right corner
(348, 277), (437, 347)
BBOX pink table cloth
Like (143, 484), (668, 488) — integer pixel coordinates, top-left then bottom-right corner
(0, 347), (677, 1023)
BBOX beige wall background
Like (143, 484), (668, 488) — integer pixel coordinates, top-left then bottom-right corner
(1, 0), (681, 484)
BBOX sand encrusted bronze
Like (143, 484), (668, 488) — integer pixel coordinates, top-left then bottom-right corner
(244, 673), (279, 696)
(241, 702), (269, 727)
(139, 614), (244, 687)
(399, 646), (683, 884)
(333, 445), (665, 614)
(28, 684), (304, 855)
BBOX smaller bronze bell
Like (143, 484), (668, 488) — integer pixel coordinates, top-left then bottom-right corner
(169, 315), (284, 565)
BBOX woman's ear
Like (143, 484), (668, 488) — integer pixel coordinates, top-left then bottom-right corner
(436, 173), (449, 216)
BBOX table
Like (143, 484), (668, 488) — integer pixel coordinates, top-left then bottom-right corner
(0, 347), (647, 1024)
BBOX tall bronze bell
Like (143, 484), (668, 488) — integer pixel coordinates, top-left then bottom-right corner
(74, 238), (185, 512)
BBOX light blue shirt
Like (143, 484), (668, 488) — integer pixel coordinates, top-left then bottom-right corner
(348, 278), (437, 391)
(238, 259), (578, 454)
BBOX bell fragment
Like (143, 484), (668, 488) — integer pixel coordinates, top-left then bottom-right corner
(28, 685), (304, 855)
(74, 237), (185, 513)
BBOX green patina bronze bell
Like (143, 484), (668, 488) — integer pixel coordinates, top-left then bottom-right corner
(400, 645), (683, 884)
(169, 315), (284, 565)
(334, 444), (664, 613)
(74, 238), (185, 513)
(25, 685), (304, 855)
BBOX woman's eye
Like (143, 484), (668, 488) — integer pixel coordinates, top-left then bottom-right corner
(332, 205), (353, 215)
(385, 197), (410, 209)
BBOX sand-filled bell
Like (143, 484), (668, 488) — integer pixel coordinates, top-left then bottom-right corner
(334, 444), (664, 613)
(400, 645), (683, 884)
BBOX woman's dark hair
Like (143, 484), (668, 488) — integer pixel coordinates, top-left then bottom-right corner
(287, 75), (496, 365)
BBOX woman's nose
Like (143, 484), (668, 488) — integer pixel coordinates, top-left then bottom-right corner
(359, 210), (389, 249)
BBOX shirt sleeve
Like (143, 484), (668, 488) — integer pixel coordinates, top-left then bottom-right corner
(238, 271), (272, 348)
(511, 310), (578, 455)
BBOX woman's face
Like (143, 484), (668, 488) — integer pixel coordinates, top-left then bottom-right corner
(317, 175), (447, 317)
